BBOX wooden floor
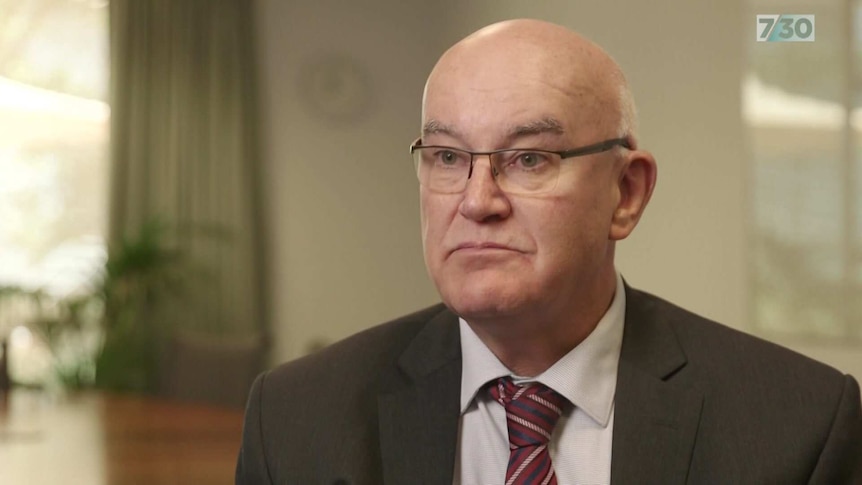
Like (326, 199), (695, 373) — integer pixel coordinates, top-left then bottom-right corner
(0, 389), (244, 485)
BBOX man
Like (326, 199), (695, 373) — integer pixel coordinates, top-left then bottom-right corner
(236, 19), (862, 484)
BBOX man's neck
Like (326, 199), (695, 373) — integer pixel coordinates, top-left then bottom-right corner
(464, 270), (618, 377)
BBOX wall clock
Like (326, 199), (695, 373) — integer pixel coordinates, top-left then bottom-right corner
(297, 53), (373, 124)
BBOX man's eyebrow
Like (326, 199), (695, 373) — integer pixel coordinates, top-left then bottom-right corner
(421, 117), (564, 140)
(422, 120), (459, 137)
(508, 118), (565, 137)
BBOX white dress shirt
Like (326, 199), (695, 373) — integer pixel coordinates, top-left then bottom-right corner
(454, 273), (626, 485)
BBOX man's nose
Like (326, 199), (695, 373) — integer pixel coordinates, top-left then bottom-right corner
(458, 156), (512, 222)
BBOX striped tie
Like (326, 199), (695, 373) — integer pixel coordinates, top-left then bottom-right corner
(489, 377), (568, 485)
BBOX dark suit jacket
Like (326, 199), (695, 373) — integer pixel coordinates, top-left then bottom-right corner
(236, 287), (862, 484)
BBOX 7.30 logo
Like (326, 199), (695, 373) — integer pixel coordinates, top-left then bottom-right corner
(756, 15), (815, 42)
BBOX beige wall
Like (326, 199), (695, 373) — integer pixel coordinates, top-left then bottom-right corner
(256, 0), (861, 376)
(255, 0), (443, 360)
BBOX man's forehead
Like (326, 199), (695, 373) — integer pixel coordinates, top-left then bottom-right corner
(421, 68), (616, 143)
(422, 61), (600, 136)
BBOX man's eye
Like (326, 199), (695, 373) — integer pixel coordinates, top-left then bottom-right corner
(436, 150), (463, 165)
(515, 152), (548, 168)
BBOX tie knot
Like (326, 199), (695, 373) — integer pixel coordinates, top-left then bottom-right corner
(488, 377), (568, 447)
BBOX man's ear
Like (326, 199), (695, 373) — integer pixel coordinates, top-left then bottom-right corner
(609, 150), (657, 241)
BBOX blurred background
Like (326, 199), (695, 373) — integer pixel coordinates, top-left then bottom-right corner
(0, 0), (860, 483)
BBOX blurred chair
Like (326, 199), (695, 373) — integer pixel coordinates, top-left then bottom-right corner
(159, 332), (264, 409)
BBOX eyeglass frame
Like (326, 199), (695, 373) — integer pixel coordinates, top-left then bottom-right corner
(408, 136), (632, 193)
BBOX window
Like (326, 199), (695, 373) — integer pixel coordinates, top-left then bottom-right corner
(0, 0), (109, 384)
(746, 0), (861, 340)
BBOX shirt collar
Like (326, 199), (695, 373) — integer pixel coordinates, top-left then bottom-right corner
(458, 272), (626, 427)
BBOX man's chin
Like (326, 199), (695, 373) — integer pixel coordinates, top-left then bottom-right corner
(440, 285), (530, 321)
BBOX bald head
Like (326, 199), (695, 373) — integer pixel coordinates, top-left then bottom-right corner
(423, 19), (637, 144)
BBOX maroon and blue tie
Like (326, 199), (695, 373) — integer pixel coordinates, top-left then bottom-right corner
(489, 377), (569, 485)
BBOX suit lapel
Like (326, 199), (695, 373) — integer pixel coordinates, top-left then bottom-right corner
(611, 286), (704, 485)
(378, 308), (462, 485)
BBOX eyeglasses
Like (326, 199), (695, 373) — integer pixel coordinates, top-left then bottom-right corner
(409, 137), (630, 195)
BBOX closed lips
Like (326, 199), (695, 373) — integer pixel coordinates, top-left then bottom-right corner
(452, 242), (521, 252)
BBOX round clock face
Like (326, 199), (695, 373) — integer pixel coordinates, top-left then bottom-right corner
(298, 53), (373, 123)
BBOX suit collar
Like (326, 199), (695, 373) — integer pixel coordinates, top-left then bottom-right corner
(618, 283), (688, 379)
(394, 306), (461, 379)
(611, 285), (704, 485)
(378, 306), (462, 485)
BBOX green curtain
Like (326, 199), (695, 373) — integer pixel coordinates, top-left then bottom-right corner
(108, 0), (267, 344)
